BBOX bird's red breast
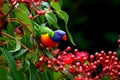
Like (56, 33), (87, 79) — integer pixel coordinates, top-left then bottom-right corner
(40, 34), (58, 47)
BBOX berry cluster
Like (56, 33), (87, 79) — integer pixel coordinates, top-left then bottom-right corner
(9, 0), (59, 19)
(35, 46), (120, 80)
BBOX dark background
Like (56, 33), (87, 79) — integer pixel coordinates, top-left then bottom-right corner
(60, 0), (120, 55)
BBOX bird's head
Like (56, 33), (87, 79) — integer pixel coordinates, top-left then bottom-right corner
(50, 30), (67, 42)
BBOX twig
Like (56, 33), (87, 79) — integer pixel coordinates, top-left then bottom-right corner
(4, 1), (17, 17)
(7, 18), (34, 37)
(1, 32), (34, 54)
(8, 18), (35, 49)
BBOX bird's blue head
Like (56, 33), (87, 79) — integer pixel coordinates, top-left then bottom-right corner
(51, 30), (67, 42)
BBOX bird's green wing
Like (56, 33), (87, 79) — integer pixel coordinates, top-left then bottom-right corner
(34, 22), (53, 37)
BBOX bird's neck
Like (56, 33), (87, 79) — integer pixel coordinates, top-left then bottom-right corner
(48, 32), (54, 38)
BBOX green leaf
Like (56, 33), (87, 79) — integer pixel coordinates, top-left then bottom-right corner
(105, 32), (119, 43)
(54, 71), (63, 80)
(63, 69), (73, 80)
(0, 68), (8, 80)
(102, 74), (112, 80)
(21, 35), (32, 48)
(43, 49), (54, 59)
(21, 58), (30, 71)
(14, 4), (34, 35)
(18, 3), (30, 14)
(13, 49), (27, 58)
(45, 11), (60, 29)
(56, 11), (76, 46)
(51, 1), (61, 11)
(9, 39), (21, 52)
(2, 3), (10, 14)
(47, 69), (54, 80)
(18, 72), (27, 80)
(41, 1), (50, 8)
(7, 22), (15, 36)
(38, 70), (49, 80)
(0, 48), (20, 80)
(58, 0), (63, 7)
(29, 62), (37, 80)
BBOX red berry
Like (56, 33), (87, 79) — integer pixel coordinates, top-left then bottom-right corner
(99, 57), (103, 61)
(53, 0), (58, 2)
(108, 51), (113, 56)
(93, 65), (97, 69)
(94, 76), (99, 80)
(65, 46), (71, 51)
(117, 72), (120, 76)
(109, 72), (114, 76)
(35, 61), (41, 68)
(59, 65), (63, 70)
(74, 49), (78, 54)
(75, 51), (89, 62)
(29, 14), (33, 19)
(118, 39), (120, 43)
(47, 64), (52, 68)
(113, 52), (117, 56)
(95, 52), (99, 58)
(116, 65), (120, 70)
(41, 10), (46, 15)
(76, 62), (80, 67)
(37, 10), (42, 15)
(42, 0), (47, 2)
(90, 55), (94, 62)
(39, 67), (42, 72)
(60, 53), (74, 65)
(36, 2), (40, 6)
(54, 67), (59, 72)
(87, 72), (91, 77)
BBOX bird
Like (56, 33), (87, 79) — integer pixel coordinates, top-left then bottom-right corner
(34, 23), (67, 47)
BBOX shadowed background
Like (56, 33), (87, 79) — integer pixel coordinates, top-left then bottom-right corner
(59, 0), (120, 55)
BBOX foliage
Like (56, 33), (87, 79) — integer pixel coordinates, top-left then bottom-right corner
(0, 0), (74, 80)
(0, 0), (120, 80)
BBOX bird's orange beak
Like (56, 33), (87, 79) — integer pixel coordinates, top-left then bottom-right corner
(62, 35), (67, 41)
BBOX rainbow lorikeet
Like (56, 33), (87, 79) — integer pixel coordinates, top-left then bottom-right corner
(34, 23), (67, 47)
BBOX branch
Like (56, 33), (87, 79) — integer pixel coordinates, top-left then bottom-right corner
(4, 1), (17, 16)
(1, 32), (34, 54)
(7, 18), (34, 37)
